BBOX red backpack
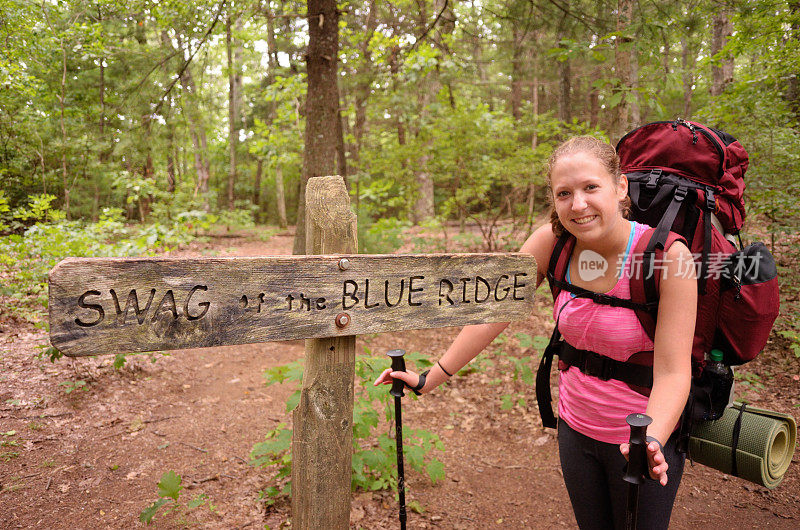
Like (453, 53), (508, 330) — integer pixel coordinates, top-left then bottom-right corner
(536, 120), (780, 442)
(618, 119), (779, 369)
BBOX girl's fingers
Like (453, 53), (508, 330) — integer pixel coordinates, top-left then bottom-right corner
(372, 368), (393, 386)
(372, 368), (420, 388)
(389, 371), (417, 386)
(620, 442), (669, 485)
(647, 445), (668, 484)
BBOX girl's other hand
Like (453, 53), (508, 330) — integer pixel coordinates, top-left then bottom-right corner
(619, 440), (669, 486)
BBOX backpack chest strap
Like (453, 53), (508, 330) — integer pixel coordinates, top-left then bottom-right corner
(547, 275), (657, 313)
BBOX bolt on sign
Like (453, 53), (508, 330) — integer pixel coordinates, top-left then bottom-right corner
(49, 253), (537, 357)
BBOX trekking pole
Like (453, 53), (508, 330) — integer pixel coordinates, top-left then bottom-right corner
(387, 349), (408, 530)
(623, 413), (653, 530)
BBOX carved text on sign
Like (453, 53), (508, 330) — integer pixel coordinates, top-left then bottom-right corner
(74, 286), (211, 327)
(49, 254), (537, 356)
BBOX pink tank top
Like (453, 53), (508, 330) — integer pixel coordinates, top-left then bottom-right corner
(554, 221), (654, 444)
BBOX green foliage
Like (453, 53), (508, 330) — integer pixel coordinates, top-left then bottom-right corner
(408, 218), (449, 253)
(158, 470), (183, 501)
(0, 451), (21, 462)
(215, 206), (256, 230)
(349, 350), (443, 491)
(0, 190), (10, 232)
(250, 424), (293, 506)
(515, 332), (551, 356)
(0, 201), (197, 326)
(734, 369), (766, 402)
(59, 380), (88, 394)
(251, 350), (444, 505)
(492, 332), (549, 412)
(37, 345), (64, 363)
(358, 215), (411, 254)
(778, 330), (800, 359)
(139, 470), (212, 525)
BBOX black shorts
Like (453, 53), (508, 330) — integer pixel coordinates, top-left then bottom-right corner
(557, 418), (685, 530)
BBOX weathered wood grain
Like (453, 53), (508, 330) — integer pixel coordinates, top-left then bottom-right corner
(49, 254), (537, 357)
(292, 175), (357, 529)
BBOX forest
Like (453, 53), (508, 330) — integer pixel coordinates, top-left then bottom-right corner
(2, 0), (800, 527)
(3, 0), (799, 344)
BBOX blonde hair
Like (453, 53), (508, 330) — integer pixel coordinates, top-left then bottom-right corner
(546, 136), (631, 236)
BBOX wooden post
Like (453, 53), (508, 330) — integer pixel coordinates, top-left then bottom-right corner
(292, 176), (358, 528)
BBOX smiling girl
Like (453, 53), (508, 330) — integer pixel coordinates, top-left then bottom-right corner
(375, 136), (696, 529)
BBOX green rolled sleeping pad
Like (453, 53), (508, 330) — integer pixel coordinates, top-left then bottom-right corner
(689, 402), (797, 489)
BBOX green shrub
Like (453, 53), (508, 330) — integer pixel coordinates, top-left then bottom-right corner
(251, 350), (445, 506)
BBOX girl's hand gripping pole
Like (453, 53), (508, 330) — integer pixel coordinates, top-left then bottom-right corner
(623, 412), (652, 530)
(387, 349), (407, 397)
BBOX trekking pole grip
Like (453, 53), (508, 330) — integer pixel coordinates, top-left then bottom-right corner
(623, 413), (653, 485)
(387, 349), (406, 398)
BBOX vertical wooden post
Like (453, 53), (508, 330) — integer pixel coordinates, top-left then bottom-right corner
(292, 176), (358, 529)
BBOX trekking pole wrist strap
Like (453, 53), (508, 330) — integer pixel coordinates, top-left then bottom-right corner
(646, 435), (663, 454)
(407, 370), (430, 396)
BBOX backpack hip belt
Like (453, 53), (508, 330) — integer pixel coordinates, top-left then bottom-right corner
(536, 327), (653, 429)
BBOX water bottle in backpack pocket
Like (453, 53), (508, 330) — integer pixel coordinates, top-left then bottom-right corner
(698, 349), (734, 421)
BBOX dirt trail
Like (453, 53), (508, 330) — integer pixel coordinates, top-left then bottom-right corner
(1, 229), (798, 529)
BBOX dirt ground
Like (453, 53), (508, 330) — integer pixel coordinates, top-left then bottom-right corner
(1, 228), (799, 529)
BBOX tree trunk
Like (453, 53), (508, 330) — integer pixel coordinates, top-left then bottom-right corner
(335, 87), (347, 185)
(437, 0), (456, 109)
(589, 65), (600, 128)
(178, 143), (186, 183)
(554, 5), (571, 123)
(293, 0), (340, 255)
(711, 10), (734, 97)
(412, 76), (435, 224)
(185, 90), (210, 206)
(388, 46), (406, 151)
(172, 33), (211, 209)
(166, 101), (177, 193)
(787, 2), (800, 121)
(529, 42), (539, 230)
(630, 37), (641, 127)
(658, 31), (671, 101)
(60, 42), (69, 218)
(412, 158), (435, 224)
(682, 38), (695, 117)
(510, 25), (524, 120)
(613, 0), (634, 140)
(159, 30), (177, 193)
(266, 7), (279, 71)
(94, 56), (105, 221)
(275, 163), (287, 229)
(474, 24), (492, 112)
(409, 0), (452, 224)
(227, 11), (237, 209)
(353, 0), (376, 149)
(253, 158), (262, 220)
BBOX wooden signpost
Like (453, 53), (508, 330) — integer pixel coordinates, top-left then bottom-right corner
(49, 254), (535, 357)
(48, 176), (538, 528)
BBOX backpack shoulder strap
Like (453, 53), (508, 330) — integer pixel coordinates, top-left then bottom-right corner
(629, 227), (688, 340)
(547, 231), (575, 300)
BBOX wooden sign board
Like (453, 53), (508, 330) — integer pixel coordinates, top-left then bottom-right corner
(49, 253), (537, 357)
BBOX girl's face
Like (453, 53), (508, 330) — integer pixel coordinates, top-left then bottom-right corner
(550, 151), (628, 244)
